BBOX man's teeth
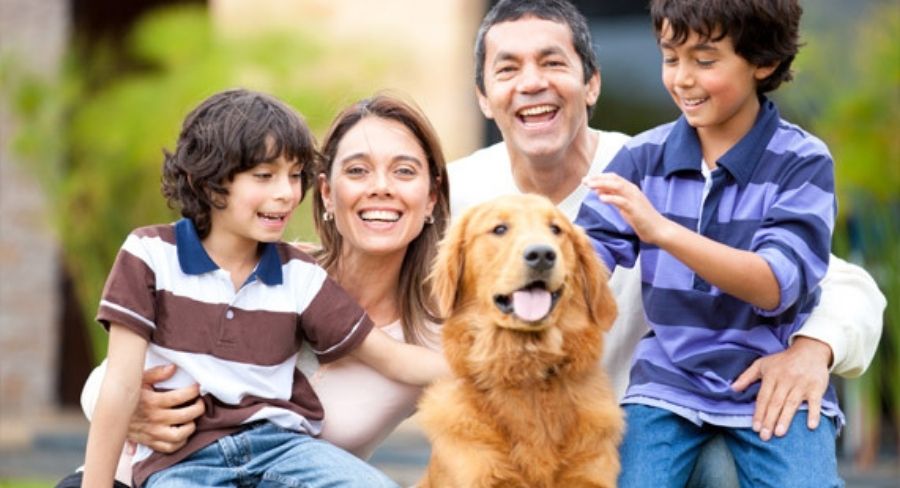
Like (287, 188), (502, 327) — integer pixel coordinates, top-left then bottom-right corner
(518, 105), (556, 117)
(360, 210), (401, 222)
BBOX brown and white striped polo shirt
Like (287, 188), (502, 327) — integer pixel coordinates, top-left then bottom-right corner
(96, 219), (373, 486)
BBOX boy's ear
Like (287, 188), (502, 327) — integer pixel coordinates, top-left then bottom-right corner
(754, 61), (779, 81)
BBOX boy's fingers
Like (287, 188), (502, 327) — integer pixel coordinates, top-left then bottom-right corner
(144, 384), (202, 409)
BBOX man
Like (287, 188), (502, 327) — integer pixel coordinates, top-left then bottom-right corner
(448, 0), (884, 485)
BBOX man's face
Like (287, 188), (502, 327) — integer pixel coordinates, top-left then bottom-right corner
(477, 16), (599, 163)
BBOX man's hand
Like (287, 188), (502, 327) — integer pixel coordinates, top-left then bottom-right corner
(732, 336), (832, 441)
(126, 364), (205, 453)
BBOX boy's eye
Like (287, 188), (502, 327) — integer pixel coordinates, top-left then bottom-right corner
(254, 173), (273, 179)
(697, 59), (715, 67)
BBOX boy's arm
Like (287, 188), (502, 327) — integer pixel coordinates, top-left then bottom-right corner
(349, 327), (451, 386)
(83, 323), (148, 487)
(584, 173), (779, 309)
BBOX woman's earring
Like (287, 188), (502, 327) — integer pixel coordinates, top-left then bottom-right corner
(424, 214), (434, 225)
(322, 211), (334, 222)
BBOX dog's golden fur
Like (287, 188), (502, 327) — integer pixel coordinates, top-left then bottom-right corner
(417, 194), (623, 488)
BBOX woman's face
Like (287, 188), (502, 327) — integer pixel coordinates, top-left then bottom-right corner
(320, 116), (436, 258)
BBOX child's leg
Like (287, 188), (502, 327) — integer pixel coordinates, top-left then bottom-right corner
(724, 411), (843, 488)
(686, 434), (740, 488)
(618, 404), (711, 488)
(142, 437), (239, 487)
(244, 422), (399, 488)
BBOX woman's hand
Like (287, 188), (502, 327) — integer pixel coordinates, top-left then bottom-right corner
(126, 365), (205, 453)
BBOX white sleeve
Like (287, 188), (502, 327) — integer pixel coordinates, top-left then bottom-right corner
(790, 255), (885, 377)
(80, 359), (108, 420)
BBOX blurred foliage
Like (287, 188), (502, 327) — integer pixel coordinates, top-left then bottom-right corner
(781, 2), (899, 464)
(3, 4), (389, 361)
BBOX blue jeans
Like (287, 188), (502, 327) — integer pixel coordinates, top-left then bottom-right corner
(619, 404), (843, 488)
(686, 435), (739, 488)
(144, 422), (399, 488)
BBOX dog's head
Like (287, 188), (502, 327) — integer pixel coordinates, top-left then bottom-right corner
(430, 194), (616, 380)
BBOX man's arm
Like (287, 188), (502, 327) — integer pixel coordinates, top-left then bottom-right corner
(732, 255), (885, 440)
(792, 255), (884, 377)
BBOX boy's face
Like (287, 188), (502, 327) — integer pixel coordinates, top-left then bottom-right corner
(477, 16), (600, 164)
(659, 21), (776, 143)
(208, 155), (304, 246)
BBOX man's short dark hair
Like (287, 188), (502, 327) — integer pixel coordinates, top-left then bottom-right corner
(475, 0), (599, 106)
(650, 0), (802, 93)
(161, 88), (317, 238)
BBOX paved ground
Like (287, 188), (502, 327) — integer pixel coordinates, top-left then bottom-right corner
(1, 410), (897, 487)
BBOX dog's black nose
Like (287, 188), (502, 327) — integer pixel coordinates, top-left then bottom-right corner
(524, 244), (556, 271)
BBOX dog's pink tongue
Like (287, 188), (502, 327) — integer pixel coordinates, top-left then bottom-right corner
(512, 289), (552, 322)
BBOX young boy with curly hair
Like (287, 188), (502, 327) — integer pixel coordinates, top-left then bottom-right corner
(82, 88), (446, 487)
(575, 1), (843, 486)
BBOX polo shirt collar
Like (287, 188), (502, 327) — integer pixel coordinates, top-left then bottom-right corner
(175, 218), (283, 285)
(663, 96), (780, 187)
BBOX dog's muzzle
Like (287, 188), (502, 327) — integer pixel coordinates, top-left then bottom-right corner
(493, 281), (562, 324)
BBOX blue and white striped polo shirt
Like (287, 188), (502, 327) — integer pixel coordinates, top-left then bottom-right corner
(575, 99), (843, 427)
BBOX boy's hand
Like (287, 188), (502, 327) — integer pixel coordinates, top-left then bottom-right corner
(731, 337), (832, 441)
(583, 174), (672, 245)
(126, 364), (205, 453)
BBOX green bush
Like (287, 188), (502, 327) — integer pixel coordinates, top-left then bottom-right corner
(781, 2), (899, 465)
(4, 5), (388, 361)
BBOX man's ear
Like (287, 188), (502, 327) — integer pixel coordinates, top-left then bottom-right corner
(476, 86), (494, 120)
(586, 70), (601, 107)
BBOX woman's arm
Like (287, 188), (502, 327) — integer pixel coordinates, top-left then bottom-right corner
(83, 324), (148, 487)
(349, 327), (450, 386)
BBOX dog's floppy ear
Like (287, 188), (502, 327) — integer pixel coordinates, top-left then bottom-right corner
(572, 224), (618, 331)
(428, 207), (474, 318)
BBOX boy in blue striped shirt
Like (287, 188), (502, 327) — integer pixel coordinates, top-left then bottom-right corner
(575, 1), (843, 486)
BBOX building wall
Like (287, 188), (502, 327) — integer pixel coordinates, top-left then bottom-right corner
(210, 0), (486, 161)
(0, 0), (68, 419)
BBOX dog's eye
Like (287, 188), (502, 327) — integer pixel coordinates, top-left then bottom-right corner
(492, 224), (508, 235)
(550, 224), (562, 235)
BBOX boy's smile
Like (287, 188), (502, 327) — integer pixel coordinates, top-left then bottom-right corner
(659, 21), (776, 158)
(207, 154), (304, 253)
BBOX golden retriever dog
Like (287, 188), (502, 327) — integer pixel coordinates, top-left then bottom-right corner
(417, 194), (623, 488)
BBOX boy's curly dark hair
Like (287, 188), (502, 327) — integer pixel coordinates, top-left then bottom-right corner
(161, 88), (317, 238)
(650, 0), (803, 94)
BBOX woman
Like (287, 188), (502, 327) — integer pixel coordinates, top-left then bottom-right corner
(60, 93), (450, 487)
